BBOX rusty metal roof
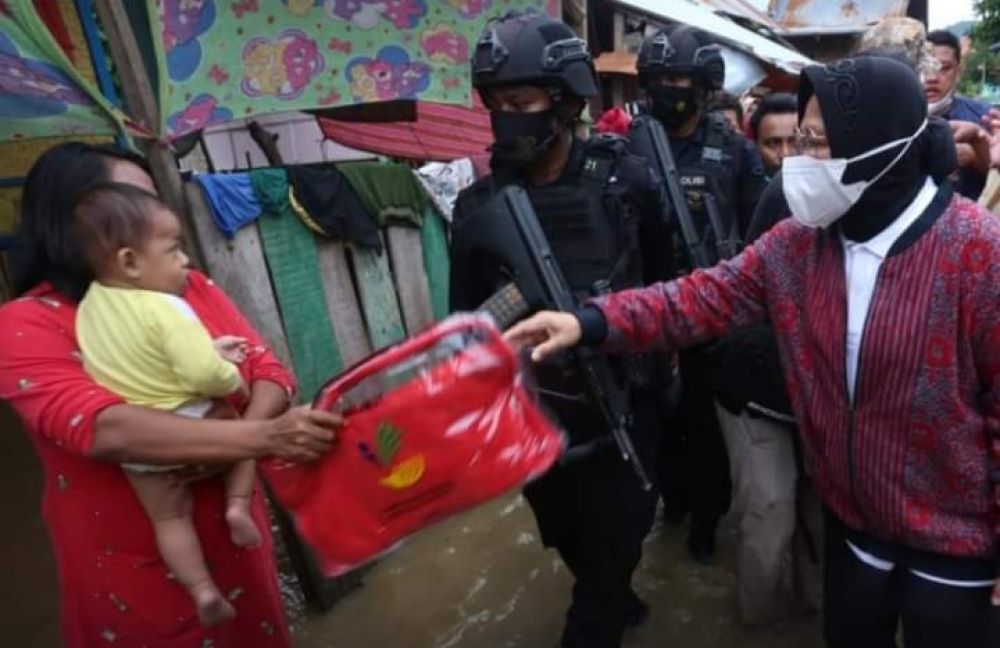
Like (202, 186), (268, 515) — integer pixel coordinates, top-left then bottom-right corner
(767, 0), (909, 34)
(617, 0), (814, 73)
(700, 0), (782, 31)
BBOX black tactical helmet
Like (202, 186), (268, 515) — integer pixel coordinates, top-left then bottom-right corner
(471, 9), (598, 100)
(636, 24), (725, 92)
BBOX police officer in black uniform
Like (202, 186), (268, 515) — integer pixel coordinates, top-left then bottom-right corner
(449, 10), (673, 648)
(632, 24), (766, 563)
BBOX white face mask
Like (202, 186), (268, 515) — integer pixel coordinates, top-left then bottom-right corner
(928, 91), (953, 118)
(782, 119), (928, 229)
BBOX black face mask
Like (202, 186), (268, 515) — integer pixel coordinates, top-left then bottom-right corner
(489, 110), (559, 166)
(648, 85), (699, 129)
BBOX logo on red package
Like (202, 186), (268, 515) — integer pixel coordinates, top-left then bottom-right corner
(358, 422), (426, 489)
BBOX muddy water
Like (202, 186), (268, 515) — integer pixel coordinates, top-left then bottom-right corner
(0, 397), (821, 648)
(294, 495), (823, 648)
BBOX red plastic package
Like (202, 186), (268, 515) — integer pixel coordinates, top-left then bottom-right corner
(595, 107), (633, 136)
(263, 315), (564, 576)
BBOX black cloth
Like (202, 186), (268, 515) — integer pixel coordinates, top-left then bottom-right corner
(659, 346), (731, 523)
(798, 56), (957, 242)
(654, 114), (764, 523)
(746, 172), (789, 241)
(284, 165), (381, 250)
(450, 136), (671, 648)
(823, 510), (1000, 648)
(712, 174), (792, 419)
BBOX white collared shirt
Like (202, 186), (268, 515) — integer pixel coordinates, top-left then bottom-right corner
(842, 176), (937, 402)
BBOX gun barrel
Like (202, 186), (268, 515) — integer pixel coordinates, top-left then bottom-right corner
(632, 116), (713, 269)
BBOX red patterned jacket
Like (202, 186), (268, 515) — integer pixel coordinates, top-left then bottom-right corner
(589, 185), (1000, 558)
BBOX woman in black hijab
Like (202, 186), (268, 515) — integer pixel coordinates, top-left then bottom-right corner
(785, 55), (956, 238)
(507, 55), (1000, 648)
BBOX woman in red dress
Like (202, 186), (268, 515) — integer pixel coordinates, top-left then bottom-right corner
(0, 142), (341, 647)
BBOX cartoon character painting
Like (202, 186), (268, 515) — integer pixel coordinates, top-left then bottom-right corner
(0, 30), (92, 119)
(346, 45), (431, 103)
(420, 24), (468, 65)
(241, 29), (324, 100)
(166, 93), (233, 136)
(282, 0), (321, 16)
(445, 0), (491, 19)
(325, 0), (427, 30)
(160, 0), (217, 83)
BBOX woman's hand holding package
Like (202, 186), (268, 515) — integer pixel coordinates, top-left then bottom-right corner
(263, 405), (342, 463)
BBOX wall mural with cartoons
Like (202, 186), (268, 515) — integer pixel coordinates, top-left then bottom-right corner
(151, 0), (556, 139)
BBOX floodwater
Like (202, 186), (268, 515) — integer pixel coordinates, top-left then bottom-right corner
(1, 401), (823, 647)
(293, 495), (823, 648)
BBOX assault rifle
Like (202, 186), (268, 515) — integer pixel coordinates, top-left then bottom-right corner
(454, 185), (652, 490)
(629, 114), (715, 268)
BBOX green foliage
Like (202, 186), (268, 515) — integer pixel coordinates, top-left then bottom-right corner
(973, 0), (1000, 45)
(963, 1), (1000, 96)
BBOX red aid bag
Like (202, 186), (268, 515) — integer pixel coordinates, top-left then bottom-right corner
(263, 315), (564, 576)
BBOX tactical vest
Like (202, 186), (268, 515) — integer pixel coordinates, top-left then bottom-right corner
(675, 112), (743, 269)
(497, 137), (650, 442)
(527, 134), (644, 302)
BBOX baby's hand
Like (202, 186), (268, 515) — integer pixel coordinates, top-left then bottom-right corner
(213, 336), (249, 364)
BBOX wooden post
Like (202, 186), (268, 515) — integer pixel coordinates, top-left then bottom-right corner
(92, 0), (204, 267)
(611, 11), (625, 109)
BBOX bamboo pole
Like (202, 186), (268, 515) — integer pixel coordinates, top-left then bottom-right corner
(92, 0), (205, 268)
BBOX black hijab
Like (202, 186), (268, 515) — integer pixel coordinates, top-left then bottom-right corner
(798, 56), (957, 241)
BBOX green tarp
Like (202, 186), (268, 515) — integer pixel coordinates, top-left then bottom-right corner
(0, 0), (126, 141)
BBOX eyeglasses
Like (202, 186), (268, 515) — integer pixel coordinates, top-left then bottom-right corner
(793, 127), (830, 157)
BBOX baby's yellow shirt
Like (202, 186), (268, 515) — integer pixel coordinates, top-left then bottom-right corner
(77, 282), (242, 410)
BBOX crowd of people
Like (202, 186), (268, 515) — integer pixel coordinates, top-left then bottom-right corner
(0, 8), (998, 648)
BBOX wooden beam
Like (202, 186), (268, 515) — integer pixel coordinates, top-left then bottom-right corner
(316, 241), (371, 367)
(92, 0), (203, 267)
(386, 226), (433, 335)
(349, 240), (406, 351)
(183, 182), (292, 367)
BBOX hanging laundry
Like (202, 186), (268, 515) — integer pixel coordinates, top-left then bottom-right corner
(249, 168), (344, 400)
(193, 173), (262, 238)
(420, 204), (450, 322)
(284, 165), (381, 251)
(338, 162), (428, 228)
(287, 187), (326, 237)
(413, 158), (475, 223)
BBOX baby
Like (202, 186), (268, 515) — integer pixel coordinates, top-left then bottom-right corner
(74, 182), (260, 626)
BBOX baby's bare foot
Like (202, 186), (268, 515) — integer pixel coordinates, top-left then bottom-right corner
(226, 501), (262, 548)
(192, 582), (235, 627)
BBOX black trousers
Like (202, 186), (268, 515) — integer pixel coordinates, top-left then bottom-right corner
(824, 511), (1000, 648)
(525, 391), (659, 648)
(658, 346), (731, 522)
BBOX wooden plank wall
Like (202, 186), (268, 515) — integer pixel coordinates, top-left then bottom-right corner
(184, 183), (293, 367)
(185, 167), (440, 399)
(386, 227), (434, 335)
